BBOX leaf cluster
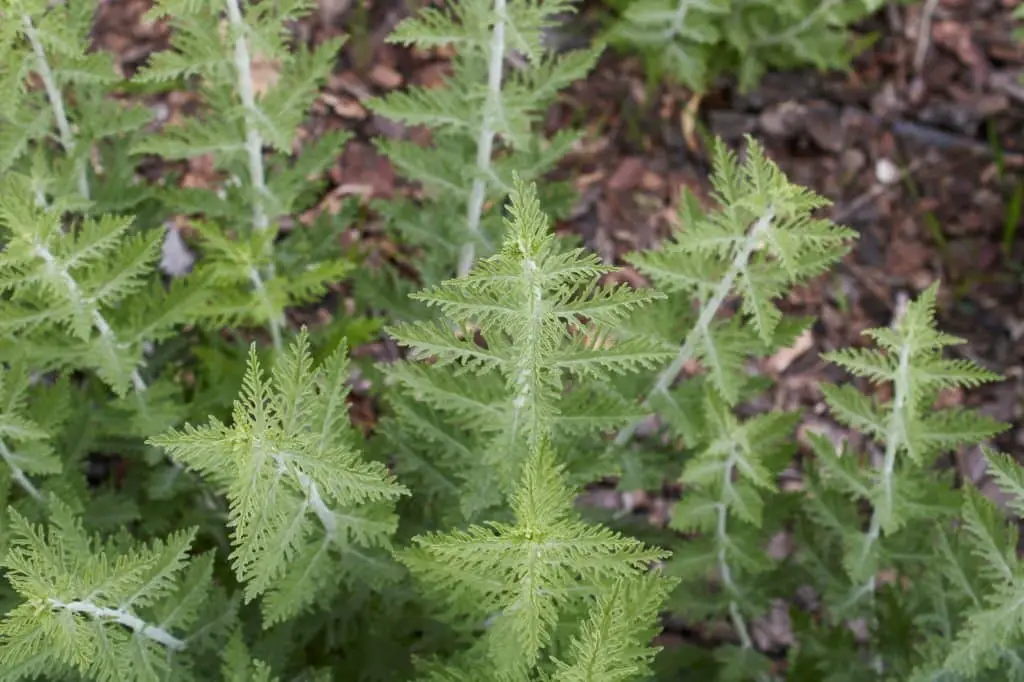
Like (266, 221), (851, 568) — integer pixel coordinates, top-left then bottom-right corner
(2, 0), (1024, 680)
(383, 177), (672, 521)
(602, 0), (893, 92)
(362, 0), (600, 307)
(0, 0), (151, 209)
(133, 0), (357, 342)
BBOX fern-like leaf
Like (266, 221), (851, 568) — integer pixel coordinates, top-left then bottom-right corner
(404, 443), (668, 677)
(150, 331), (408, 626)
(0, 498), (226, 681)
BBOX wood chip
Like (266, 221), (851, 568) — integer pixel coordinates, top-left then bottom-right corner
(369, 64), (403, 89)
(767, 329), (814, 374)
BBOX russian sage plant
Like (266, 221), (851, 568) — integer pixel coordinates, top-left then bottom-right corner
(0, 1), (1020, 679)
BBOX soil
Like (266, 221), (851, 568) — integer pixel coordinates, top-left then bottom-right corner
(88, 0), (1024, 660)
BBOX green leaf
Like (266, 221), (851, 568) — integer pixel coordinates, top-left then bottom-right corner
(150, 331), (407, 625)
(0, 498), (225, 681)
(550, 573), (677, 682)
(404, 443), (668, 676)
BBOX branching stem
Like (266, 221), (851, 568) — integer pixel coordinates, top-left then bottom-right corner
(854, 338), (912, 600)
(47, 598), (186, 651)
(224, 0), (268, 233)
(271, 450), (337, 538)
(714, 443), (773, 681)
(34, 244), (147, 394)
(0, 439), (43, 501)
(717, 448), (755, 650)
(224, 0), (284, 352)
(510, 256), (544, 447)
(457, 0), (506, 277)
(22, 15), (90, 200)
(613, 207), (775, 448)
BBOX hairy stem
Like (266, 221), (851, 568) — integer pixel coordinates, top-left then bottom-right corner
(855, 338), (912, 594)
(22, 15), (90, 200)
(272, 450), (336, 538)
(717, 448), (754, 650)
(224, 0), (284, 352)
(613, 207), (775, 448)
(456, 0), (506, 277)
(301, 472), (337, 536)
(34, 244), (147, 394)
(47, 598), (186, 651)
(224, 0), (268, 232)
(510, 256), (544, 447)
(0, 438), (43, 501)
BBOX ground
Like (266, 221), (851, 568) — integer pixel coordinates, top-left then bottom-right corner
(88, 0), (1024, 658)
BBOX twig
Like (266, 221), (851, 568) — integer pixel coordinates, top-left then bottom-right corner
(913, 0), (942, 73)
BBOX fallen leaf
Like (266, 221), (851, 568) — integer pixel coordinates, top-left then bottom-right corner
(250, 54), (281, 96)
(608, 157), (646, 191)
(767, 329), (814, 373)
(370, 63), (403, 89)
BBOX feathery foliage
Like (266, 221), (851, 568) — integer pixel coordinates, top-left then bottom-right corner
(788, 287), (1011, 681)
(404, 443), (672, 680)
(550, 573), (675, 682)
(0, 498), (228, 681)
(0, 363), (68, 504)
(383, 178), (672, 520)
(365, 0), (600, 301)
(150, 331), (407, 626)
(817, 285), (1004, 589)
(0, 0), (151, 209)
(626, 137), (855, 406)
(602, 0), (890, 92)
(133, 0), (354, 350)
(0, 0), (1019, 675)
(0, 174), (207, 396)
(930, 451), (1024, 677)
(601, 138), (853, 673)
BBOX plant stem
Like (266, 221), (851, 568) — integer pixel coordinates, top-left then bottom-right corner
(457, 0), (506, 277)
(47, 598), (186, 651)
(717, 445), (771, 681)
(271, 449), (336, 538)
(34, 244), (147, 394)
(224, 0), (268, 233)
(854, 339), (912, 595)
(509, 256), (543, 448)
(224, 0), (284, 352)
(0, 439), (43, 501)
(612, 207), (775, 448)
(22, 15), (90, 200)
(717, 448), (753, 645)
